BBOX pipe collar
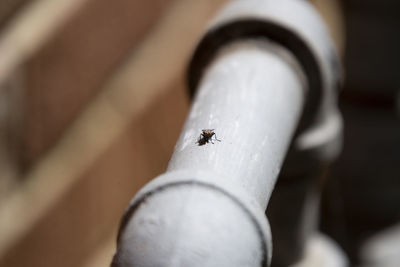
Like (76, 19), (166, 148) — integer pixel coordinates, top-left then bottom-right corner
(188, 0), (342, 156)
(113, 170), (272, 267)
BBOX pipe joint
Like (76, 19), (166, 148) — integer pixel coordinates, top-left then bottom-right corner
(114, 170), (272, 267)
(188, 0), (342, 159)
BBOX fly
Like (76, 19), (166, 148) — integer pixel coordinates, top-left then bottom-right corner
(196, 129), (221, 146)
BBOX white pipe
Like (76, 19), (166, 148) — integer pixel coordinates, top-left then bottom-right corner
(168, 40), (306, 208)
(112, 0), (342, 266)
(112, 40), (306, 267)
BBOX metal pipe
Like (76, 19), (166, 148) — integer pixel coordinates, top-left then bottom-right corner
(113, 39), (305, 267)
(167, 40), (306, 208)
(112, 0), (341, 266)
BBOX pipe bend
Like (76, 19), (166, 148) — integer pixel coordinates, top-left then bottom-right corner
(113, 171), (272, 267)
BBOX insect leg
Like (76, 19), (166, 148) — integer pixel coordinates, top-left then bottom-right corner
(195, 134), (202, 144)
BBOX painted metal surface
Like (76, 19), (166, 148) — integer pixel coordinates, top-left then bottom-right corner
(168, 41), (305, 208)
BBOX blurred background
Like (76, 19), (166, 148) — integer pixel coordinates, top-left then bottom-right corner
(0, 0), (398, 266)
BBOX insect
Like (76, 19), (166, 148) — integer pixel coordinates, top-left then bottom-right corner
(196, 129), (221, 146)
